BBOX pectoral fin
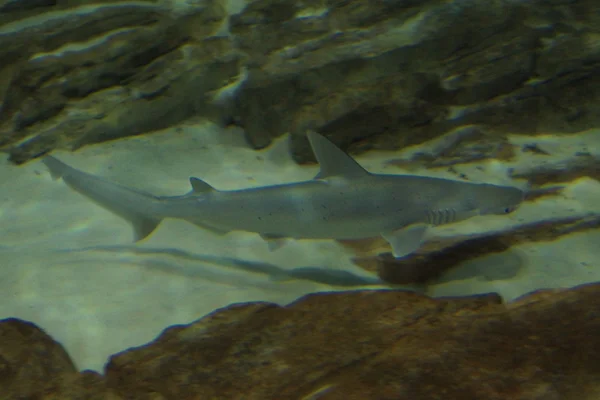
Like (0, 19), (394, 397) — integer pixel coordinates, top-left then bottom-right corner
(382, 224), (429, 258)
(131, 216), (162, 242)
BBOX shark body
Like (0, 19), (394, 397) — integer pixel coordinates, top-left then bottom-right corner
(42, 132), (524, 258)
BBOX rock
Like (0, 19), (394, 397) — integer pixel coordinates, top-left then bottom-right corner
(2, 284), (600, 398)
(0, 318), (118, 399)
(511, 153), (600, 186)
(33, 370), (121, 400)
(3, 0), (600, 167)
(350, 213), (600, 285)
(0, 0), (242, 164)
(103, 283), (600, 399)
(382, 124), (517, 169)
(0, 318), (75, 392)
(230, 0), (600, 164)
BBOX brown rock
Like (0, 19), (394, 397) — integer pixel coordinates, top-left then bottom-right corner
(0, 318), (121, 399)
(2, 285), (599, 399)
(0, 318), (76, 394)
(103, 284), (600, 400)
(0, 318), (112, 399)
(35, 370), (121, 400)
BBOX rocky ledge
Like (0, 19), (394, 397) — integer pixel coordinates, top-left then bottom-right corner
(1, 283), (599, 399)
(0, 0), (242, 163)
(1, 0), (600, 166)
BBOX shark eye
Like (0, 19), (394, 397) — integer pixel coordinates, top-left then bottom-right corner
(504, 207), (512, 213)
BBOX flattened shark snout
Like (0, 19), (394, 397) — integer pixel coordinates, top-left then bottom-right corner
(475, 185), (525, 216)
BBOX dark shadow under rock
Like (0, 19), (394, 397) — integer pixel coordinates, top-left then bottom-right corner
(351, 214), (600, 285)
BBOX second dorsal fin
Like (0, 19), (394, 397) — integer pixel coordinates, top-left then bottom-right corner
(189, 177), (215, 193)
(306, 131), (369, 180)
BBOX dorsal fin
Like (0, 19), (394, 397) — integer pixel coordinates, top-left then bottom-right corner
(306, 131), (369, 179)
(189, 177), (215, 193)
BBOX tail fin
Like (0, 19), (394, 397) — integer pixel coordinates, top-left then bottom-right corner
(42, 155), (162, 242)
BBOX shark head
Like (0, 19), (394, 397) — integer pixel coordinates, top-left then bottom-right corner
(471, 183), (525, 216)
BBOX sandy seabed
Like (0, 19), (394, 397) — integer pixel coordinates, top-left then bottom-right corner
(0, 119), (598, 371)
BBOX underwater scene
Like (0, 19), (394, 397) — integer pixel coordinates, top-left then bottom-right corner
(0, 0), (599, 398)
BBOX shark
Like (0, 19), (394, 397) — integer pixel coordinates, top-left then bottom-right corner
(42, 131), (525, 258)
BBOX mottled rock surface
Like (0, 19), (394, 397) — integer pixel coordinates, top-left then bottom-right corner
(0, 0), (241, 163)
(2, 0), (600, 168)
(2, 284), (600, 399)
(0, 318), (117, 399)
(104, 284), (600, 400)
(229, 0), (600, 163)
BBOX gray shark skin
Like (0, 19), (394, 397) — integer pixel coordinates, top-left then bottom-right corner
(42, 132), (525, 258)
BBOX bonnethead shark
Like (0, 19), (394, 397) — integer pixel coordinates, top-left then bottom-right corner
(42, 131), (524, 258)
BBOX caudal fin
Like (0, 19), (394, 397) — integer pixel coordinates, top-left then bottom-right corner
(42, 155), (162, 242)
